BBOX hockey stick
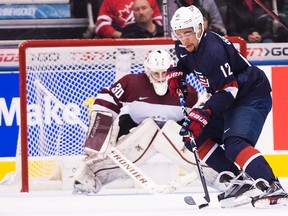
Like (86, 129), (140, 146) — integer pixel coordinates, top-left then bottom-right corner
(177, 90), (210, 208)
(34, 80), (197, 194)
(253, 0), (288, 32)
(162, 0), (169, 37)
(83, 1), (96, 38)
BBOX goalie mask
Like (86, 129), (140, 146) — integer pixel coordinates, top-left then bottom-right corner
(170, 5), (204, 41)
(144, 49), (173, 96)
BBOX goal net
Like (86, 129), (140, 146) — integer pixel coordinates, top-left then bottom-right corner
(18, 37), (246, 192)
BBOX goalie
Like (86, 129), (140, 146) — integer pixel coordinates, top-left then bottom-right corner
(73, 49), (232, 195)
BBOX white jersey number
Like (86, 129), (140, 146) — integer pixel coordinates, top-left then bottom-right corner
(220, 63), (233, 78)
(111, 83), (124, 98)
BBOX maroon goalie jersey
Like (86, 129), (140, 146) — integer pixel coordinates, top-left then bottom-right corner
(93, 73), (198, 127)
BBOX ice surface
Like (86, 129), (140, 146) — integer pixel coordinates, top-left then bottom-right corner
(0, 178), (287, 216)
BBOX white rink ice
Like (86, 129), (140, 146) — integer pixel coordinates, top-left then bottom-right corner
(1, 178), (288, 216)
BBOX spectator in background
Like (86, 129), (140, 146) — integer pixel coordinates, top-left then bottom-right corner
(174, 0), (227, 36)
(199, 7), (226, 36)
(121, 0), (164, 38)
(272, 0), (288, 42)
(95, 0), (162, 38)
(226, 0), (274, 43)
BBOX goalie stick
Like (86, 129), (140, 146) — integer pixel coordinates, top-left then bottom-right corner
(34, 80), (197, 194)
(178, 90), (210, 209)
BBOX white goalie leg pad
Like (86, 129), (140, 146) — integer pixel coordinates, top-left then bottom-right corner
(74, 118), (159, 193)
(73, 112), (120, 194)
(153, 120), (220, 189)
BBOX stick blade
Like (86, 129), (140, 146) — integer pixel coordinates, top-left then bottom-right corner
(198, 203), (209, 209)
(184, 195), (210, 208)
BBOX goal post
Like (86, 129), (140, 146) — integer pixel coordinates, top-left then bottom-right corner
(18, 37), (246, 192)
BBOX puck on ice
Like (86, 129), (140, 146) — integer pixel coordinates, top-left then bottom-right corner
(198, 203), (209, 209)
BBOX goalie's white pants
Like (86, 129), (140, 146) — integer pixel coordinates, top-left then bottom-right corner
(74, 119), (222, 194)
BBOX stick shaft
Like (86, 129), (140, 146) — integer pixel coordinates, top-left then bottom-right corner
(178, 90), (210, 203)
(162, 0), (169, 37)
(253, 0), (288, 31)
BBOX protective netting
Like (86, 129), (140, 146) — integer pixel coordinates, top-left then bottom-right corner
(22, 43), (203, 182)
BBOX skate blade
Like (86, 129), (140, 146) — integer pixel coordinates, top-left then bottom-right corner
(220, 195), (251, 208)
(253, 197), (288, 208)
(220, 188), (262, 208)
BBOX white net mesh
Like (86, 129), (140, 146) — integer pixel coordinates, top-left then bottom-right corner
(20, 41), (204, 189)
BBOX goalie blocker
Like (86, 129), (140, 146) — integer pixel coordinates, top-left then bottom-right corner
(74, 116), (229, 195)
(84, 111), (114, 154)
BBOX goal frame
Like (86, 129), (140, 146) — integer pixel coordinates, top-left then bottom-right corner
(18, 37), (246, 192)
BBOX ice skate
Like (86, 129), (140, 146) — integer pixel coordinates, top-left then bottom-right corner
(252, 179), (288, 208)
(210, 171), (235, 192)
(218, 171), (262, 208)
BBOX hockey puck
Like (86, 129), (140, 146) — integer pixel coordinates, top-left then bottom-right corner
(198, 203), (209, 209)
(184, 196), (196, 205)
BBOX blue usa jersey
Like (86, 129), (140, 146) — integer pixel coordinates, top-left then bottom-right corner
(174, 31), (271, 117)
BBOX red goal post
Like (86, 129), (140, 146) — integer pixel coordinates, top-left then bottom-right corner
(18, 37), (246, 192)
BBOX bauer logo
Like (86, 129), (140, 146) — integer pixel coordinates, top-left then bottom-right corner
(0, 96), (82, 126)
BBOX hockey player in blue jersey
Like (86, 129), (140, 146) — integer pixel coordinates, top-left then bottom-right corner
(167, 5), (288, 208)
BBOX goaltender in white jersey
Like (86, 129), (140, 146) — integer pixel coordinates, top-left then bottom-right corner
(73, 49), (230, 195)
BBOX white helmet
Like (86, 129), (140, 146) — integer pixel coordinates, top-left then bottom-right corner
(170, 5), (204, 39)
(144, 49), (173, 96)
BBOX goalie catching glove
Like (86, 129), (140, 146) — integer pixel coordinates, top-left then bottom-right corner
(166, 69), (188, 98)
(180, 108), (211, 151)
